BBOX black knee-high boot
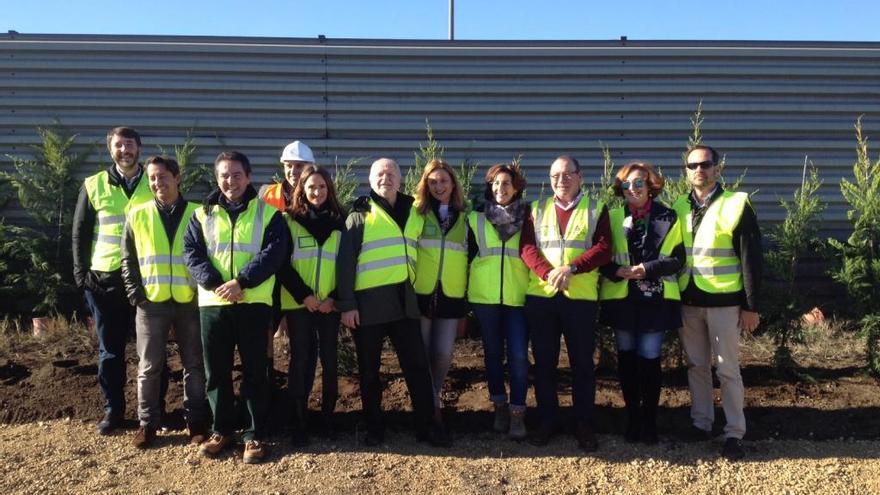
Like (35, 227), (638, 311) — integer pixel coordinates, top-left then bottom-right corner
(639, 356), (663, 445)
(617, 350), (641, 443)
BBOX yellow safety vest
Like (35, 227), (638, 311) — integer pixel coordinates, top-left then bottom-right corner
(467, 211), (530, 307)
(354, 199), (423, 291)
(84, 170), (153, 271)
(414, 209), (468, 298)
(280, 218), (341, 310)
(526, 196), (604, 301)
(194, 199), (277, 306)
(599, 206), (682, 301)
(673, 191), (748, 294)
(127, 201), (199, 303)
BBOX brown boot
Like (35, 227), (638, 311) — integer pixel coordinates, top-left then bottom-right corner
(199, 433), (233, 457)
(187, 422), (209, 445)
(132, 425), (156, 449)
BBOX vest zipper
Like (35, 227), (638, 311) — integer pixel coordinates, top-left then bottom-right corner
(314, 244), (323, 299)
(228, 211), (238, 304)
(436, 225), (446, 293)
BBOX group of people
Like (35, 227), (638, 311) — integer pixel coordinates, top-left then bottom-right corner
(72, 126), (762, 465)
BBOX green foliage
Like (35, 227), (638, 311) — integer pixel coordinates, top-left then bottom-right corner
(828, 117), (880, 316)
(659, 100), (750, 205)
(333, 157), (361, 210)
(156, 130), (214, 194)
(828, 117), (880, 375)
(764, 160), (825, 370)
(336, 327), (358, 376)
(587, 142), (622, 209)
(1, 121), (92, 314)
(455, 158), (480, 205)
(404, 121), (444, 196)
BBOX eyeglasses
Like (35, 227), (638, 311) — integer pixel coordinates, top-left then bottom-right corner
(686, 160), (715, 170)
(620, 178), (645, 190)
(549, 171), (579, 182)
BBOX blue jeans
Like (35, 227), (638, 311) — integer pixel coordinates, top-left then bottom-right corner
(526, 295), (598, 426)
(472, 304), (529, 408)
(614, 329), (664, 359)
(84, 288), (135, 417)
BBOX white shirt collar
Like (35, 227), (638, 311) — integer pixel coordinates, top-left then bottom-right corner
(554, 191), (583, 211)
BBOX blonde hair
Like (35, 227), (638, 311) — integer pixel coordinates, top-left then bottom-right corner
(414, 159), (465, 215)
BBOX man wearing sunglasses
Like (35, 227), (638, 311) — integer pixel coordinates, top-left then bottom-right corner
(672, 145), (762, 461)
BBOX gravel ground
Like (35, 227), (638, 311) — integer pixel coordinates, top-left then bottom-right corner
(1, 420), (878, 494)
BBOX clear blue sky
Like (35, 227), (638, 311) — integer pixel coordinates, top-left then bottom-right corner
(6, 0), (880, 41)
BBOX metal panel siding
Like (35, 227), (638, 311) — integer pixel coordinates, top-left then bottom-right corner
(3, 35), (880, 238)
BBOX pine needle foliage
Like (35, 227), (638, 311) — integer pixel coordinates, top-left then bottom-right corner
(404, 121), (444, 196)
(1, 121), (93, 314)
(333, 157), (360, 211)
(156, 130), (214, 195)
(828, 116), (880, 375)
(764, 160), (825, 371)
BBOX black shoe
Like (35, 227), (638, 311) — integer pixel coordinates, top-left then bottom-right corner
(316, 414), (337, 440)
(528, 423), (555, 447)
(721, 437), (745, 461)
(575, 422), (598, 453)
(290, 427), (309, 447)
(421, 421), (452, 448)
(624, 419), (641, 444)
(363, 428), (384, 447)
(680, 425), (713, 443)
(97, 413), (122, 435)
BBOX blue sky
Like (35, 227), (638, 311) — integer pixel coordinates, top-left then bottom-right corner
(6, 0), (880, 41)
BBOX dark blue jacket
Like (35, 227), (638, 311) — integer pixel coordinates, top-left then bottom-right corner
(183, 184), (289, 292)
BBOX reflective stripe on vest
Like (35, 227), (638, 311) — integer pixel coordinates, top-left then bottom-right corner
(413, 209), (468, 298)
(467, 211), (530, 306)
(84, 171), (153, 272)
(673, 191), (748, 294)
(599, 206), (682, 301)
(526, 196), (603, 301)
(259, 183), (286, 211)
(128, 201), (199, 303)
(354, 200), (423, 291)
(280, 218), (341, 311)
(194, 199), (276, 306)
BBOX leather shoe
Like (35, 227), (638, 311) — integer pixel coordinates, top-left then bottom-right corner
(528, 423), (555, 447)
(575, 422), (598, 453)
(721, 437), (745, 461)
(680, 425), (713, 443)
(97, 413), (122, 436)
(420, 421), (452, 448)
(132, 425), (156, 449)
(186, 422), (209, 445)
(363, 428), (384, 447)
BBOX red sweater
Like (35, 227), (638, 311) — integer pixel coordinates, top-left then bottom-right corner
(520, 201), (612, 281)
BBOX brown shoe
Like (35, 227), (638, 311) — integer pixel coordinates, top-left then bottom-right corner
(132, 426), (156, 449)
(242, 440), (266, 464)
(199, 433), (233, 457)
(187, 422), (209, 445)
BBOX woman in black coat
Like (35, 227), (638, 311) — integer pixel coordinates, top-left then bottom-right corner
(599, 161), (685, 445)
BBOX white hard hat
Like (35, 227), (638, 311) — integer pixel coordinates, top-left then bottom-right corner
(280, 140), (315, 163)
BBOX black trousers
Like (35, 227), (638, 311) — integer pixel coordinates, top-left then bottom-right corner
(353, 318), (434, 433)
(286, 309), (340, 414)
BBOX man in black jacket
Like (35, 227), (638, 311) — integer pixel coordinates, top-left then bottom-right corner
(183, 151), (288, 464)
(73, 126), (154, 435)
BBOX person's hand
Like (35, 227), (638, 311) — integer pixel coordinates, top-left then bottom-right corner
(341, 309), (360, 329)
(303, 295), (321, 312)
(615, 266), (632, 279)
(739, 309), (760, 333)
(629, 263), (647, 280)
(215, 280), (243, 302)
(317, 298), (335, 314)
(547, 265), (572, 291)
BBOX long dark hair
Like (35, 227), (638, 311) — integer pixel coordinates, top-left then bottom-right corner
(288, 166), (345, 220)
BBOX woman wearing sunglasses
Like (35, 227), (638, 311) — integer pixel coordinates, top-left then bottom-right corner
(599, 161), (685, 444)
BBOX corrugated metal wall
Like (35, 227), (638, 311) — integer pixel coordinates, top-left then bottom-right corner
(2, 34), (879, 236)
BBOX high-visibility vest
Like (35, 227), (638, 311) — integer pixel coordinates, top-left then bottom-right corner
(84, 170), (153, 272)
(599, 206), (682, 301)
(280, 218), (341, 310)
(194, 199), (277, 306)
(413, 209), (468, 298)
(354, 199), (423, 291)
(467, 211), (530, 307)
(672, 191), (748, 294)
(127, 201), (199, 303)
(526, 196), (604, 301)
(259, 183), (286, 211)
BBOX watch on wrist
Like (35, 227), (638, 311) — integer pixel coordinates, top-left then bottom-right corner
(569, 264), (578, 274)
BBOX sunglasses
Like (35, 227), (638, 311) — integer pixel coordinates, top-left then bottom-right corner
(686, 160), (716, 170)
(620, 178), (645, 190)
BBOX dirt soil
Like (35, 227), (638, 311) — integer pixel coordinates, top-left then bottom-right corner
(1, 321), (879, 494)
